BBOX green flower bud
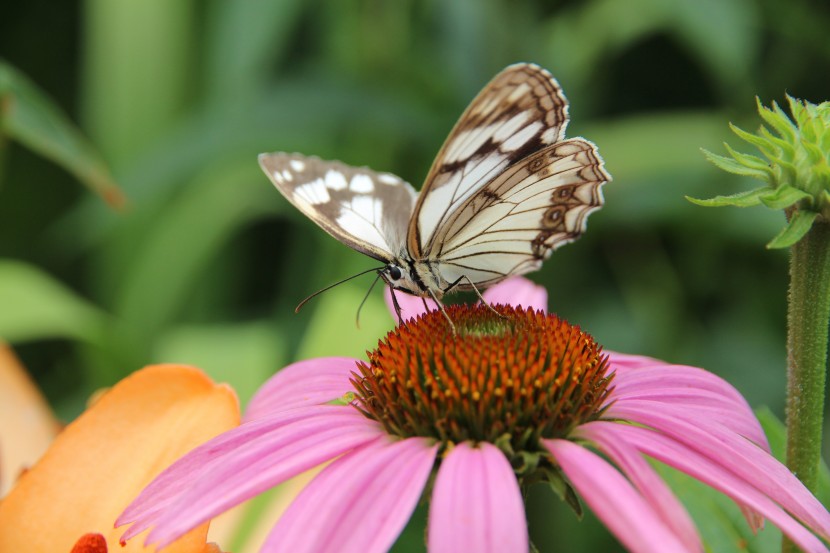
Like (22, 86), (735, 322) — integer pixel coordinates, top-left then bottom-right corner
(689, 96), (830, 248)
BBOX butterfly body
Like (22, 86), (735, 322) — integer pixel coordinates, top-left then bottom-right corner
(260, 63), (610, 305)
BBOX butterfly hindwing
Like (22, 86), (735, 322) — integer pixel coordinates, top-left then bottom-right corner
(408, 63), (570, 257)
(259, 153), (417, 263)
(405, 63), (609, 291)
(428, 138), (608, 289)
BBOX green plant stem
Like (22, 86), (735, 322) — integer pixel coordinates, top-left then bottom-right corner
(783, 221), (830, 553)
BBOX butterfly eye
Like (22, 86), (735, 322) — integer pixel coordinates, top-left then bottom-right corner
(388, 265), (402, 280)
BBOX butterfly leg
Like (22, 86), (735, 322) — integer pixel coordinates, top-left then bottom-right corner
(388, 286), (405, 325)
(426, 288), (457, 334)
(445, 275), (505, 318)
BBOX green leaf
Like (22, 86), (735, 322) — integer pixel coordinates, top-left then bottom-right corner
(767, 154), (799, 185)
(701, 148), (769, 179)
(757, 98), (796, 142)
(787, 94), (809, 129)
(723, 143), (773, 173)
(0, 260), (107, 343)
(759, 126), (795, 158)
(0, 60), (125, 208)
(801, 138), (824, 165)
(759, 185), (812, 210)
(766, 210), (819, 249)
(729, 123), (777, 158)
(686, 186), (771, 207)
(801, 115), (819, 143)
(820, 124), (830, 154)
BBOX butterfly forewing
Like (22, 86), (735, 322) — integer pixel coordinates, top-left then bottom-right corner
(408, 64), (570, 257)
(428, 138), (609, 289)
(259, 153), (417, 263)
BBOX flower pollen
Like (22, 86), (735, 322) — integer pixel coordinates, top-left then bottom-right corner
(351, 304), (612, 456)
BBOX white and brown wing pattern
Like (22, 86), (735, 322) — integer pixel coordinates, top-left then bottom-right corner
(258, 153), (417, 263)
(408, 63), (570, 258)
(428, 139), (609, 289)
(406, 63), (610, 290)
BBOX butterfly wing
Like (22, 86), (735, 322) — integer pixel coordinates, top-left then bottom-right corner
(407, 63), (570, 257)
(426, 138), (608, 289)
(259, 153), (417, 263)
(408, 63), (609, 289)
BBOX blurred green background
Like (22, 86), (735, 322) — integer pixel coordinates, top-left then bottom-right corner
(2, 0), (829, 551)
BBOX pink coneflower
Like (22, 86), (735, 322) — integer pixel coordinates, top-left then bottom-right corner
(117, 278), (830, 552)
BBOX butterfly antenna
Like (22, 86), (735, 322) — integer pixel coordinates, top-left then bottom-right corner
(295, 266), (385, 313)
(355, 271), (384, 328)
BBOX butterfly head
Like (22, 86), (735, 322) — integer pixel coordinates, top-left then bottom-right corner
(380, 262), (429, 298)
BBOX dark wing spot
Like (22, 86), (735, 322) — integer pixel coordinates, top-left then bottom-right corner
(555, 185), (575, 199)
(531, 231), (554, 257)
(542, 205), (567, 229)
(527, 157), (547, 173)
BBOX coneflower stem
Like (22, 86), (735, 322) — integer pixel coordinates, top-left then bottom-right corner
(783, 222), (830, 553)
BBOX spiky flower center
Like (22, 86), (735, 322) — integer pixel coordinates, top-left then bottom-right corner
(350, 304), (612, 457)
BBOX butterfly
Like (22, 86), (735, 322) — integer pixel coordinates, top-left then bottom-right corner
(259, 63), (610, 320)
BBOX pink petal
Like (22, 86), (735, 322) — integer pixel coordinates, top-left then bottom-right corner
(428, 442), (528, 553)
(609, 392), (766, 451)
(481, 277), (548, 312)
(606, 351), (664, 369)
(575, 424), (703, 551)
(245, 357), (358, 421)
(609, 363), (768, 450)
(384, 286), (437, 323)
(607, 401), (830, 540)
(596, 422), (830, 553)
(264, 436), (438, 553)
(119, 406), (384, 547)
(612, 362), (755, 411)
(545, 439), (691, 553)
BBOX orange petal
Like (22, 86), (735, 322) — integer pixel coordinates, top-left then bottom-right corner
(0, 344), (60, 497)
(0, 364), (240, 552)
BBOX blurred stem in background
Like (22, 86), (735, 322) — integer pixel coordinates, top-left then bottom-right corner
(691, 96), (830, 553)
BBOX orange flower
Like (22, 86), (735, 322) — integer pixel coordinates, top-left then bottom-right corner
(0, 345), (60, 497)
(0, 359), (239, 552)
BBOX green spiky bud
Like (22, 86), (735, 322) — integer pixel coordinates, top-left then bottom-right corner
(689, 96), (830, 248)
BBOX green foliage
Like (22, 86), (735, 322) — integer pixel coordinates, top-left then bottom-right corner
(3, 0), (830, 549)
(0, 60), (124, 207)
(0, 260), (106, 344)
